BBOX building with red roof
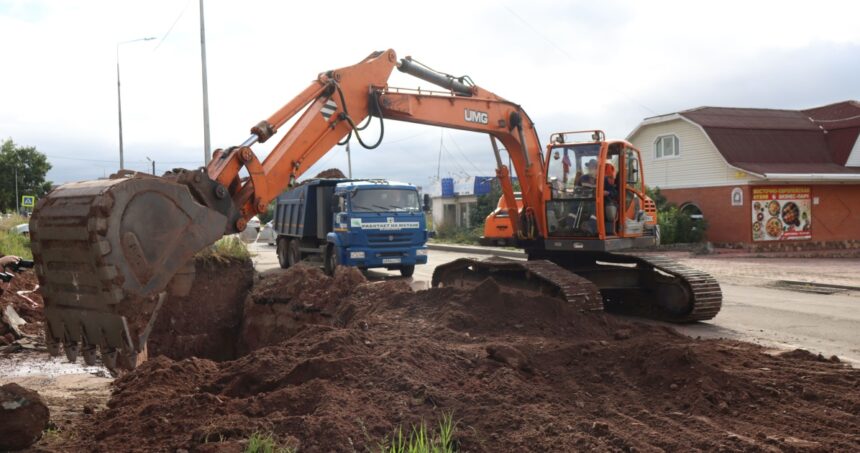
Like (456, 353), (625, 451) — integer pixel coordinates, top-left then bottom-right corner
(627, 101), (860, 246)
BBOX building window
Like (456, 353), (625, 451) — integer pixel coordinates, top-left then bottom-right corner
(654, 135), (679, 159)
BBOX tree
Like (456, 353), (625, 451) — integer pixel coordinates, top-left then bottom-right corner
(469, 178), (502, 228)
(0, 139), (53, 213)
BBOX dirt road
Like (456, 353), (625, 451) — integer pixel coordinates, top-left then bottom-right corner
(251, 243), (860, 364)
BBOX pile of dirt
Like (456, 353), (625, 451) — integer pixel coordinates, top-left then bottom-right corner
(312, 168), (346, 179)
(147, 258), (254, 361)
(0, 270), (43, 341)
(69, 277), (860, 452)
(240, 264), (410, 353)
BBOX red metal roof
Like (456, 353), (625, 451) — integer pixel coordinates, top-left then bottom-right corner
(677, 101), (860, 173)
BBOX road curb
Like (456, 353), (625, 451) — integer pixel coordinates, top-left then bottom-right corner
(427, 242), (525, 259)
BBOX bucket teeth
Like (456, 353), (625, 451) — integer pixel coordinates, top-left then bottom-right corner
(82, 346), (98, 366)
(102, 348), (118, 371)
(64, 342), (80, 363)
(46, 337), (61, 357)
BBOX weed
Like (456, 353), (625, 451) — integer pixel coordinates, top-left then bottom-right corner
(379, 412), (458, 453)
(245, 432), (294, 453)
(196, 235), (251, 262)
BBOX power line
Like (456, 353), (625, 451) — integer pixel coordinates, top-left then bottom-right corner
(153, 0), (192, 52)
(502, 5), (657, 116)
(444, 131), (484, 174)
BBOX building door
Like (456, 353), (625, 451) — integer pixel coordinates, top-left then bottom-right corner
(623, 147), (647, 235)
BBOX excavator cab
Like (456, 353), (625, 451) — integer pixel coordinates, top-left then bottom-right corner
(541, 130), (657, 250)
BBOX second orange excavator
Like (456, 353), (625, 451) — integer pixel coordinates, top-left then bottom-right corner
(30, 49), (721, 368)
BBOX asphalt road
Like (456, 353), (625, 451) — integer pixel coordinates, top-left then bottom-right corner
(249, 243), (860, 365)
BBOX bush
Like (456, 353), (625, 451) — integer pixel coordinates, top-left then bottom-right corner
(657, 206), (707, 244)
(433, 224), (483, 245)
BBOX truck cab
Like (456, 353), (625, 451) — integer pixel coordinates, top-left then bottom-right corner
(273, 179), (428, 277)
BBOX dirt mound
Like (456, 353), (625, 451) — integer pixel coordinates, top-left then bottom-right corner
(240, 264), (411, 353)
(0, 270), (43, 340)
(313, 168), (346, 179)
(0, 383), (50, 450)
(147, 258), (254, 361)
(72, 279), (860, 452)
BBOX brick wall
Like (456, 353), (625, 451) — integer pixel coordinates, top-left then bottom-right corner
(659, 184), (860, 244)
(660, 185), (751, 242)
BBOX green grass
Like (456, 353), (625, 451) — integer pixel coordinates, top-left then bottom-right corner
(0, 214), (31, 259)
(196, 235), (251, 262)
(379, 413), (458, 453)
(431, 225), (483, 245)
(245, 432), (294, 453)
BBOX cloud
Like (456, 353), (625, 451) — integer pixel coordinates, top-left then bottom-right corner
(0, 0), (858, 188)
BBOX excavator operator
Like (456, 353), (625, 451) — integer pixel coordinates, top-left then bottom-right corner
(604, 162), (619, 235)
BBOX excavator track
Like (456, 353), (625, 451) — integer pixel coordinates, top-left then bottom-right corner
(432, 252), (722, 323)
(432, 257), (603, 312)
(30, 174), (228, 369)
(623, 254), (722, 322)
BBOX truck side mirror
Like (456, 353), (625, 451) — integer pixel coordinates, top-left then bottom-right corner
(422, 194), (431, 212)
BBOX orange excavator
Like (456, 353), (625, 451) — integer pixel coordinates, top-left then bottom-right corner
(30, 49), (721, 369)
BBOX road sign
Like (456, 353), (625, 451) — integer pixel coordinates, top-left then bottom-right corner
(21, 195), (35, 208)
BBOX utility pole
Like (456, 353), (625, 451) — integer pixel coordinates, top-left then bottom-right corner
(146, 157), (156, 175)
(199, 0), (212, 165)
(14, 166), (19, 214)
(116, 37), (156, 171)
(346, 141), (352, 178)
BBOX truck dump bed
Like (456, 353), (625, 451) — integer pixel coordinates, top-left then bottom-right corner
(274, 179), (341, 240)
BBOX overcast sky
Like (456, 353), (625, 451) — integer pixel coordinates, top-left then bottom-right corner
(1, 0), (858, 188)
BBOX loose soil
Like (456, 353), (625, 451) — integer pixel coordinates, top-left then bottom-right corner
(50, 267), (858, 452)
(0, 269), (43, 340)
(148, 257), (254, 361)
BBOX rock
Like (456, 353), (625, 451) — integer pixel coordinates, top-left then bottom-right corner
(0, 383), (50, 451)
(486, 344), (532, 372)
(614, 329), (631, 340)
(591, 421), (610, 437)
(800, 387), (818, 401)
(2, 306), (26, 339)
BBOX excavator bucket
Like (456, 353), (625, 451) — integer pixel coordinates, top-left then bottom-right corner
(29, 172), (229, 369)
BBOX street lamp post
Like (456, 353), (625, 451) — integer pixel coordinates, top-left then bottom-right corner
(14, 166), (18, 214)
(199, 0), (212, 165)
(346, 141), (352, 178)
(146, 157), (155, 175)
(117, 37), (156, 171)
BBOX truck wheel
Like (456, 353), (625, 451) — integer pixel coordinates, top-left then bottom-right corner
(324, 246), (339, 276)
(399, 265), (415, 278)
(277, 238), (290, 269)
(287, 240), (302, 267)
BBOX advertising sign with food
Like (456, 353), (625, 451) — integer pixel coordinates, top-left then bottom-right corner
(751, 187), (812, 241)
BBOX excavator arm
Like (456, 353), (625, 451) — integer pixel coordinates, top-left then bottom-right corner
(208, 49), (547, 239)
(30, 49), (549, 368)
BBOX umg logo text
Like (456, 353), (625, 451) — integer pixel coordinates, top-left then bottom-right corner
(464, 109), (489, 124)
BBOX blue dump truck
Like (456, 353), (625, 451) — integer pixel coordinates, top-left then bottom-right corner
(273, 178), (429, 276)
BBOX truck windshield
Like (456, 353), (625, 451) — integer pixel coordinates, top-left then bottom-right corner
(351, 189), (420, 212)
